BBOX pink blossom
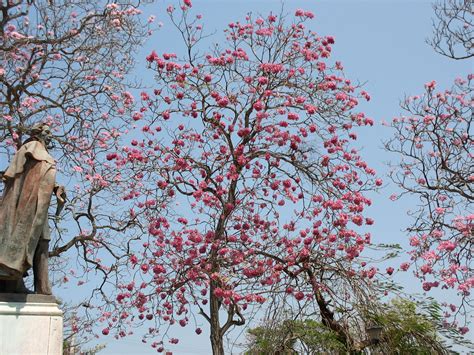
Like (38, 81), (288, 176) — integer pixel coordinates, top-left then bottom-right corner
(294, 291), (304, 300)
(295, 9), (304, 17)
(438, 241), (457, 252)
(287, 112), (299, 121)
(257, 76), (268, 85)
(400, 262), (410, 271)
(424, 80), (436, 91)
(253, 101), (264, 111)
(217, 97), (229, 107)
(435, 207), (446, 214)
(146, 50), (159, 63)
(420, 264), (432, 274)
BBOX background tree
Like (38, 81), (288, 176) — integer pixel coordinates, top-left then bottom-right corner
(429, 0), (473, 60)
(386, 77), (473, 331)
(387, 0), (472, 334)
(244, 297), (458, 354)
(113, 3), (383, 354)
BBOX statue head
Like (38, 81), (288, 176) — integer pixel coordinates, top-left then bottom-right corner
(28, 123), (53, 147)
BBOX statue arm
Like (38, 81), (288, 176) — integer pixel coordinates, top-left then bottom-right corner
(53, 185), (66, 217)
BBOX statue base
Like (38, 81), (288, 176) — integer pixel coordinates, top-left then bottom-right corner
(0, 293), (63, 354)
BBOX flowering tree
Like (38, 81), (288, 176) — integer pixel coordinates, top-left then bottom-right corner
(386, 0), (473, 334)
(429, 0), (473, 60)
(0, 0), (156, 343)
(113, 3), (381, 353)
(386, 77), (473, 333)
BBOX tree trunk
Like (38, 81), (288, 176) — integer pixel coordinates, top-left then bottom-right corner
(210, 329), (224, 355)
(210, 280), (224, 355)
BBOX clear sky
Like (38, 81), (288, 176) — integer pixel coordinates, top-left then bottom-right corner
(86, 0), (472, 353)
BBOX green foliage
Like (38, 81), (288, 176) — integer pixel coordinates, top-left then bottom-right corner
(245, 319), (345, 355)
(244, 298), (462, 354)
(63, 340), (106, 355)
(369, 298), (448, 354)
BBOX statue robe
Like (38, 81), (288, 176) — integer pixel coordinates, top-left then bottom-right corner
(0, 141), (56, 279)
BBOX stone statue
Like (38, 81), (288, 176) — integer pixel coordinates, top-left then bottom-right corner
(0, 124), (65, 294)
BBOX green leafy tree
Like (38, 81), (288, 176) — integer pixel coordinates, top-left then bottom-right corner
(244, 298), (465, 354)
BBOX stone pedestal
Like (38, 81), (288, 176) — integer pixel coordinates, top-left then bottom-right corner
(0, 294), (63, 355)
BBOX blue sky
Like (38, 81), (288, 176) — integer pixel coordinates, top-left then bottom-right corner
(88, 0), (472, 353)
